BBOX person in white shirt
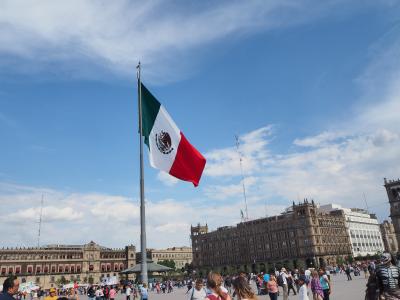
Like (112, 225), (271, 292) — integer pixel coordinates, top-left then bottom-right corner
(187, 279), (207, 300)
(280, 268), (289, 300)
(125, 285), (132, 300)
(298, 275), (309, 300)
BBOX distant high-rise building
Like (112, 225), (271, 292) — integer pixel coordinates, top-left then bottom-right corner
(384, 178), (400, 245)
(319, 204), (385, 257)
(380, 220), (399, 253)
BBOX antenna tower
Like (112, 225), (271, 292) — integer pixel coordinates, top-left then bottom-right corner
(363, 192), (370, 212)
(235, 135), (249, 221)
(37, 194), (44, 248)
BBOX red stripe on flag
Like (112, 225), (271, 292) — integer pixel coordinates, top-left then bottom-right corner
(169, 132), (206, 187)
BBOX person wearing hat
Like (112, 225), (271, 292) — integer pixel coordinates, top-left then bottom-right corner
(44, 288), (58, 300)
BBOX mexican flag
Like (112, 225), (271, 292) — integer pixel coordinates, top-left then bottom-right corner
(140, 83), (206, 187)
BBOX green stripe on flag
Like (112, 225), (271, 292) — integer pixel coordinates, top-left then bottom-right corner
(141, 83), (161, 147)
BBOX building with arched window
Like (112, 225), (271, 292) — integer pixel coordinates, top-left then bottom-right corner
(0, 241), (135, 289)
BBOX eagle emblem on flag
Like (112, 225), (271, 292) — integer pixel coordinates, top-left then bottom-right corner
(155, 130), (174, 154)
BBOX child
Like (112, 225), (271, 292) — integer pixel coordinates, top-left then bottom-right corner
(298, 275), (309, 300)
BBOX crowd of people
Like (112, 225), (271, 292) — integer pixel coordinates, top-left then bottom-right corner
(2, 252), (400, 300)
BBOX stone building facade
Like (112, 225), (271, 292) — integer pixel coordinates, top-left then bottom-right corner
(319, 204), (385, 257)
(385, 178), (400, 246)
(137, 247), (192, 270)
(191, 202), (351, 274)
(0, 241), (136, 289)
(380, 220), (399, 253)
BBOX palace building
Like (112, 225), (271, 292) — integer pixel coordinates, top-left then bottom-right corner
(191, 201), (352, 274)
(137, 246), (192, 270)
(0, 241), (136, 289)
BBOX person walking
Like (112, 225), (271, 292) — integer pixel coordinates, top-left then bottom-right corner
(139, 283), (148, 300)
(125, 285), (131, 300)
(319, 269), (331, 300)
(187, 279), (207, 300)
(232, 276), (257, 300)
(279, 268), (289, 300)
(310, 271), (323, 300)
(345, 265), (352, 281)
(298, 275), (309, 300)
(109, 287), (116, 300)
(287, 272), (297, 296)
(266, 274), (278, 300)
(95, 287), (103, 300)
(87, 286), (95, 300)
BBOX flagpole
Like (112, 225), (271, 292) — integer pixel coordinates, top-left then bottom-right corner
(137, 61), (148, 284)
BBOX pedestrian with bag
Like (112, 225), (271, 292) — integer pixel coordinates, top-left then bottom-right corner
(187, 279), (207, 300)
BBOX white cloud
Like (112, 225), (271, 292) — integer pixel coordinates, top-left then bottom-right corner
(156, 171), (179, 187)
(205, 126), (273, 177)
(204, 176), (258, 200)
(0, 182), (254, 248)
(294, 131), (344, 147)
(5, 206), (83, 222)
(0, 0), (383, 81)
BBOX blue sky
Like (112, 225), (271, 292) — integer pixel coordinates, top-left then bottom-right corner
(1, 0), (400, 248)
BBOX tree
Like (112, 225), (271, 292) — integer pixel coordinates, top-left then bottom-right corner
(158, 259), (176, 270)
(182, 263), (194, 274)
(347, 255), (354, 264)
(56, 276), (68, 286)
(336, 256), (344, 265)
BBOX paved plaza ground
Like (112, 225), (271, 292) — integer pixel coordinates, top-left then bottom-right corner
(80, 273), (367, 300)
